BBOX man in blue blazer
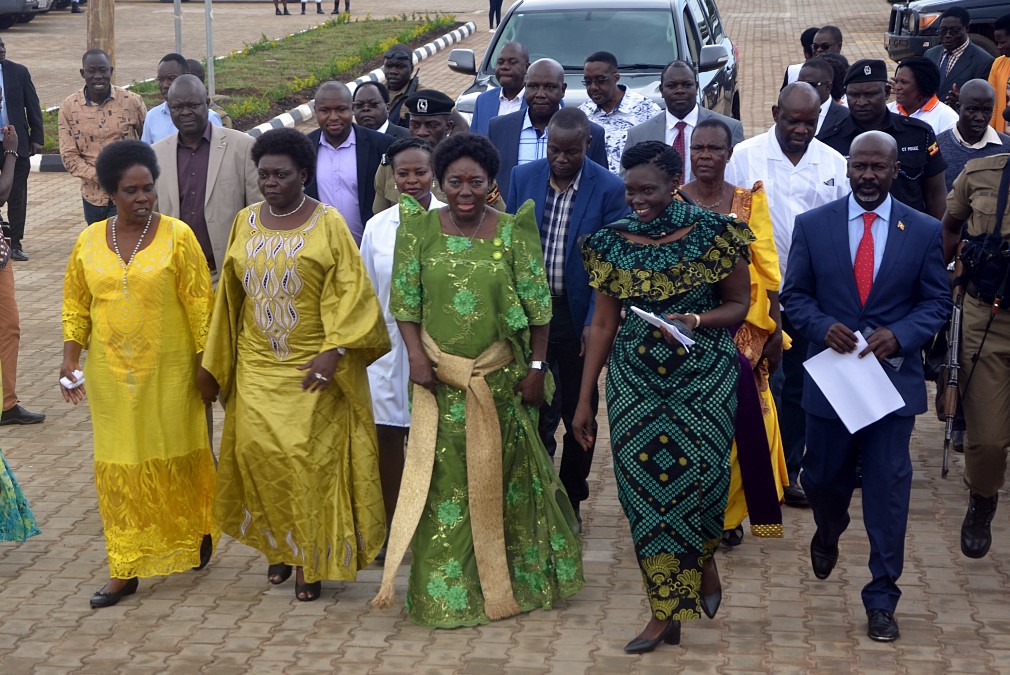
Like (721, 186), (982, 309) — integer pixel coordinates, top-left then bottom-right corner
(0, 37), (43, 262)
(781, 131), (949, 643)
(470, 41), (529, 136)
(489, 58), (609, 200)
(506, 107), (629, 525)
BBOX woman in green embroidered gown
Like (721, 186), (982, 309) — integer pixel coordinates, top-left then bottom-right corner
(374, 134), (583, 628)
(572, 141), (753, 652)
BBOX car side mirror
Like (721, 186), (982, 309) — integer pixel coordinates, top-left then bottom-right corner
(698, 44), (729, 73)
(448, 49), (477, 76)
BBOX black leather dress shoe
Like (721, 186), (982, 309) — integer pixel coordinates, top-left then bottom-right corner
(0, 404), (46, 425)
(961, 492), (998, 559)
(783, 484), (809, 508)
(9, 248), (27, 262)
(810, 533), (838, 580)
(866, 609), (899, 641)
(623, 620), (681, 654)
(90, 577), (138, 609)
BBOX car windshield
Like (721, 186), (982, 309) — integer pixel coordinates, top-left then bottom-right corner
(488, 8), (678, 73)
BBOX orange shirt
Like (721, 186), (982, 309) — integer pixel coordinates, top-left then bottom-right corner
(987, 55), (1010, 132)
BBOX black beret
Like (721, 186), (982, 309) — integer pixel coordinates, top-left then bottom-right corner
(844, 59), (888, 87)
(405, 89), (455, 117)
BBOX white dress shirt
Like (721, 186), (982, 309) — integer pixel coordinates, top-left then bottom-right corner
(816, 97), (831, 134)
(360, 196), (444, 427)
(665, 105), (700, 182)
(724, 127), (849, 280)
(498, 87), (525, 116)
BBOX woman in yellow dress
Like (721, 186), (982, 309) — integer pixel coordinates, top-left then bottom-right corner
(60, 140), (217, 609)
(680, 118), (788, 547)
(201, 128), (389, 602)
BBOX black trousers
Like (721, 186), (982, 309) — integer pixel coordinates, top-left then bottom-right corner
(489, 0), (503, 27)
(4, 157), (31, 249)
(538, 297), (598, 508)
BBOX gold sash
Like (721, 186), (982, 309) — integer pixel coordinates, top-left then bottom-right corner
(372, 329), (520, 620)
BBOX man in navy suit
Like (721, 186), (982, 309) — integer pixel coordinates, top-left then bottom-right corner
(0, 37), (43, 262)
(488, 58), (608, 200)
(506, 107), (629, 525)
(470, 42), (529, 136)
(782, 131), (949, 642)
(304, 81), (392, 246)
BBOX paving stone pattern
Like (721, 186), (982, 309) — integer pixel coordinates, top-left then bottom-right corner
(2, 1), (1009, 673)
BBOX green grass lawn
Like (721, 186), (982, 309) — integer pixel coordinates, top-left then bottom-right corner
(43, 13), (457, 153)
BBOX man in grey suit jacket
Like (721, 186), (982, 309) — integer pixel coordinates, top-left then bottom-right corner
(623, 60), (743, 182)
(152, 76), (260, 276)
(926, 7), (994, 102)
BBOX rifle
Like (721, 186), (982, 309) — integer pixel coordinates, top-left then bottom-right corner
(940, 288), (962, 479)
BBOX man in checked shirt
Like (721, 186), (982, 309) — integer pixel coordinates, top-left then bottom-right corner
(506, 107), (629, 530)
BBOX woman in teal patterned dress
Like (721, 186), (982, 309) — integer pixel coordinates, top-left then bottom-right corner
(572, 141), (753, 653)
(372, 133), (583, 628)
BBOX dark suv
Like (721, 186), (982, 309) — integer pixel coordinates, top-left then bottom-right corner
(447, 0), (740, 123)
(886, 0), (1009, 62)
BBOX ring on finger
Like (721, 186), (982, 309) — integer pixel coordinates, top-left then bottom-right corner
(313, 373), (328, 382)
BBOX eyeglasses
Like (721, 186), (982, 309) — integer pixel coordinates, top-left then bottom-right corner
(938, 27), (965, 36)
(352, 101), (383, 111)
(800, 80), (830, 89)
(581, 76), (612, 87)
(384, 50), (412, 61)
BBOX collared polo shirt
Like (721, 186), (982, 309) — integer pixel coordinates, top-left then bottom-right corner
(889, 96), (958, 135)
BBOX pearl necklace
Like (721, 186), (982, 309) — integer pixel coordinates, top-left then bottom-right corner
(111, 213), (154, 296)
(269, 194), (306, 218)
(448, 206), (487, 249)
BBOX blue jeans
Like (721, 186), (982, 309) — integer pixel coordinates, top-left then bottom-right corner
(82, 199), (116, 225)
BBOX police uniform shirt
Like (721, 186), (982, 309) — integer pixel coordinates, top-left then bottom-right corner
(947, 153), (1010, 241)
(819, 112), (946, 214)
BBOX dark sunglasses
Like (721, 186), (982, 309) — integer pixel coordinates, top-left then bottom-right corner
(384, 50), (412, 61)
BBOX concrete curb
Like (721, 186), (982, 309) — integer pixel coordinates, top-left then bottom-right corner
(34, 20), (477, 172)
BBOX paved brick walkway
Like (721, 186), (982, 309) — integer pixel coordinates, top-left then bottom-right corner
(3, 1), (1010, 673)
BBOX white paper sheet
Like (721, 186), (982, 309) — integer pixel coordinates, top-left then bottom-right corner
(802, 332), (905, 434)
(630, 306), (696, 351)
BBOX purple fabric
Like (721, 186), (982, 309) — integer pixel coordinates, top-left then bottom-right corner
(316, 128), (365, 244)
(734, 350), (783, 531)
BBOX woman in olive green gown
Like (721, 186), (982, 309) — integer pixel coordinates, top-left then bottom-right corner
(373, 134), (583, 628)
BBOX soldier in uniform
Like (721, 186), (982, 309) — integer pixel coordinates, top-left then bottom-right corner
(373, 89), (506, 213)
(819, 59), (948, 219)
(382, 45), (419, 129)
(942, 154), (1010, 560)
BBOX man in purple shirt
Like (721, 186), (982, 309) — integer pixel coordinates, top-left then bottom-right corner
(305, 81), (392, 245)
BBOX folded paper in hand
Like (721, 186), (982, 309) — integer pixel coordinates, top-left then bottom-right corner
(630, 306), (696, 352)
(802, 331), (904, 433)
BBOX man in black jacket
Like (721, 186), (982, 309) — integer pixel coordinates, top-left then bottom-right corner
(0, 37), (43, 262)
(304, 81), (392, 246)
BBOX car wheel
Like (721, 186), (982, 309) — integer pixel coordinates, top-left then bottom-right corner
(0, 16), (18, 29)
(970, 34), (998, 58)
(732, 93), (741, 121)
(16, 12), (34, 23)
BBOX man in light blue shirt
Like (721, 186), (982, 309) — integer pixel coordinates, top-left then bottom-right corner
(141, 53), (221, 145)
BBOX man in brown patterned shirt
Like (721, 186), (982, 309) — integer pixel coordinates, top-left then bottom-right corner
(58, 49), (146, 224)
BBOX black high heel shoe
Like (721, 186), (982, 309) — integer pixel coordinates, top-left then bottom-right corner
(623, 620), (681, 654)
(700, 558), (722, 619)
(268, 563), (293, 585)
(295, 568), (322, 602)
(90, 577), (139, 609)
(193, 534), (213, 571)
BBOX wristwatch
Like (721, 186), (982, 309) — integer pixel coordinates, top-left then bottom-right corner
(529, 360), (549, 372)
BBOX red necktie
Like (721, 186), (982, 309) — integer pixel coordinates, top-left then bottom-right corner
(854, 211), (876, 305)
(672, 120), (687, 183)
